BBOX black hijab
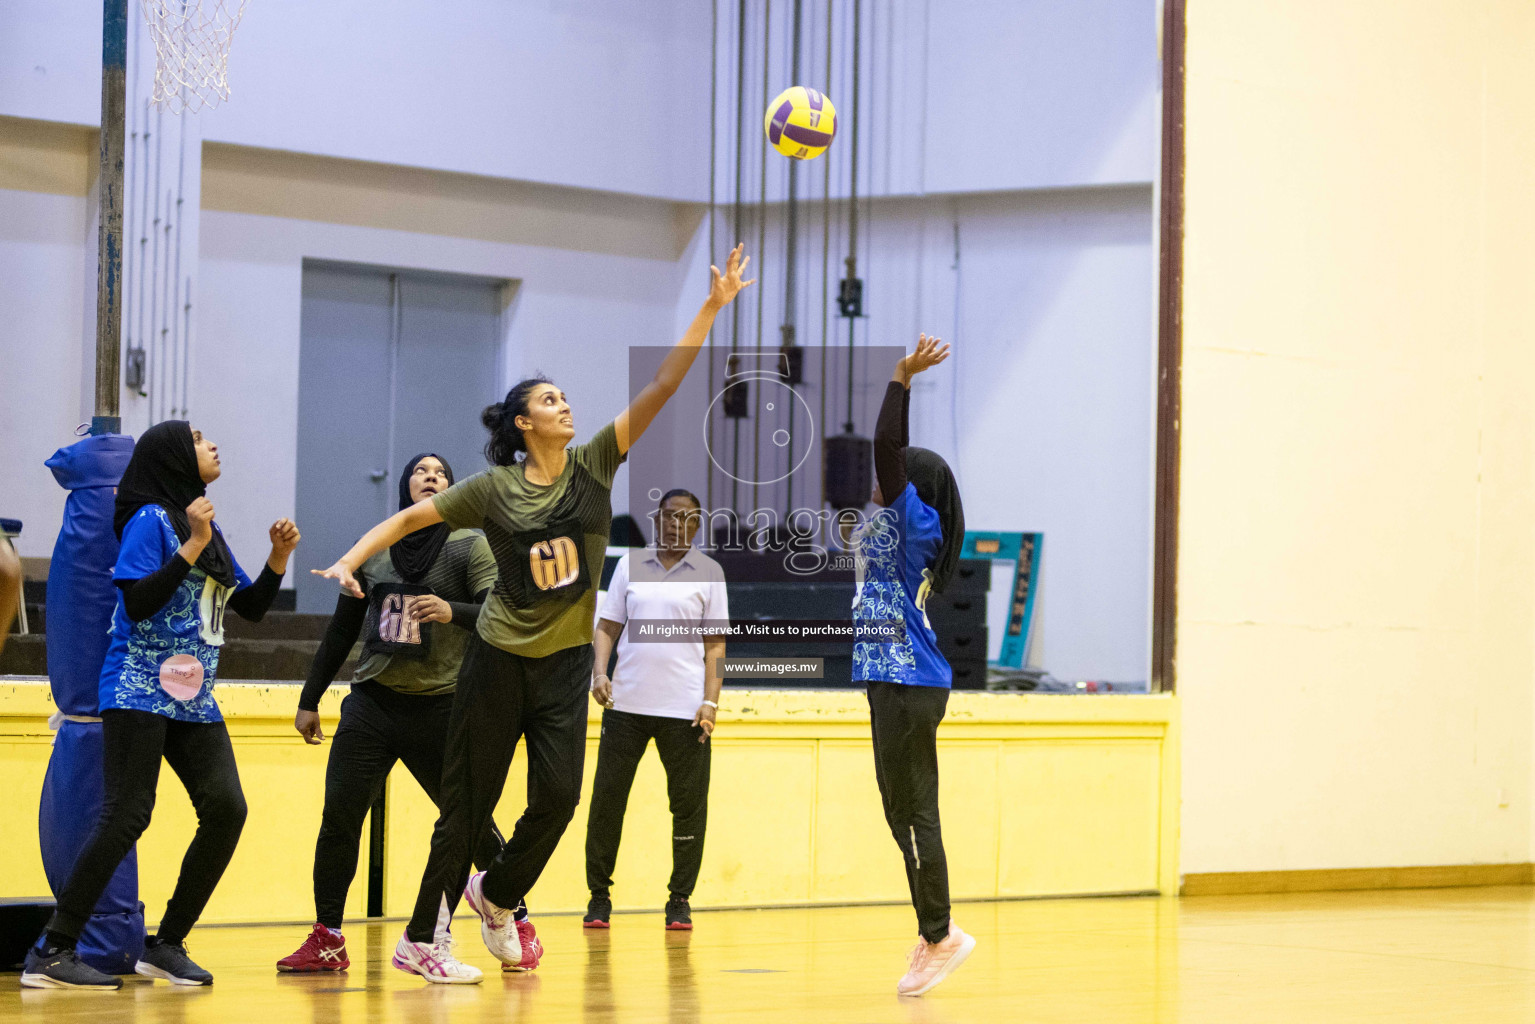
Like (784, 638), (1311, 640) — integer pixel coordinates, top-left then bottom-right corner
(113, 420), (238, 588)
(906, 447), (965, 594)
(390, 453), (455, 584)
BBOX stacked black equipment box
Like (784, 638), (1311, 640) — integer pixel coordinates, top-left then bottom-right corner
(713, 551), (857, 688)
(0, 899), (54, 970)
(924, 558), (991, 690)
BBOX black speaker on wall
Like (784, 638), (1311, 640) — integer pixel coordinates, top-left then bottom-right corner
(780, 344), (803, 384)
(824, 432), (872, 510)
(722, 378), (749, 419)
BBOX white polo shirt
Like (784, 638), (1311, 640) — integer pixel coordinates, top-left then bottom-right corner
(598, 547), (730, 721)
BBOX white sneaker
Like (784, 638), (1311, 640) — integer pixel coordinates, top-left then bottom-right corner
(896, 922), (976, 997)
(463, 871), (522, 966)
(391, 932), (483, 985)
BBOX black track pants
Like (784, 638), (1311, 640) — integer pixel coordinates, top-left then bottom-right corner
(867, 680), (951, 945)
(312, 682), (504, 929)
(584, 708), (711, 900)
(49, 709), (246, 945)
(405, 636), (592, 942)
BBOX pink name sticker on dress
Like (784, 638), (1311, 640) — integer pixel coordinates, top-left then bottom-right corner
(159, 654), (205, 700)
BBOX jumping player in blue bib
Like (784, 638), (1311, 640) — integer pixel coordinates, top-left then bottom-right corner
(853, 335), (977, 998)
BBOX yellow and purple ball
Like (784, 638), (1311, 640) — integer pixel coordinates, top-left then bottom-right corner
(764, 86), (837, 160)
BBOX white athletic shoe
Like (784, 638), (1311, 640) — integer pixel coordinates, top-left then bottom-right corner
(391, 932), (483, 985)
(896, 922), (977, 997)
(463, 871), (522, 966)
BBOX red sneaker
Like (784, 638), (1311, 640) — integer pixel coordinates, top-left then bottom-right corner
(277, 923), (350, 972)
(501, 918), (543, 972)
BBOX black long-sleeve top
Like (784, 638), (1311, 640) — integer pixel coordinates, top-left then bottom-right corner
(874, 380), (910, 508)
(116, 556), (284, 623)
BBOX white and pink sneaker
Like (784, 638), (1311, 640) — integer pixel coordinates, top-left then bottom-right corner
(392, 932), (483, 985)
(896, 922), (976, 997)
(463, 871), (523, 966)
(501, 917), (543, 972)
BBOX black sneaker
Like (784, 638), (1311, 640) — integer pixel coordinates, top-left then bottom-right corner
(20, 943), (123, 990)
(136, 938), (213, 986)
(664, 895), (693, 931)
(583, 894), (611, 929)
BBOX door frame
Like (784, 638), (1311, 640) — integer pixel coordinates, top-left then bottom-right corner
(1151, 0), (1185, 693)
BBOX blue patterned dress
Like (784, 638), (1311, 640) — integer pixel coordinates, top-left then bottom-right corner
(97, 505), (251, 723)
(851, 483), (952, 688)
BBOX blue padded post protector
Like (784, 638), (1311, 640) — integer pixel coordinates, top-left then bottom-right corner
(39, 433), (145, 972)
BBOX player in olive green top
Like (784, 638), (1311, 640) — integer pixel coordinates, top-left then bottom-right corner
(314, 244), (755, 984)
(278, 454), (507, 975)
(430, 417), (625, 659)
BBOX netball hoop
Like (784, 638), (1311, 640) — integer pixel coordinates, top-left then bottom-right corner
(140, 0), (250, 112)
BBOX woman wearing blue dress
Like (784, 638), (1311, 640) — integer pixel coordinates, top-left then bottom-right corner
(23, 421), (298, 990)
(853, 335), (976, 998)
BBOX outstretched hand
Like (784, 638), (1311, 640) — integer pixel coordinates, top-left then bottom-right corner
(618, 243), (756, 456)
(707, 244), (755, 309)
(896, 333), (950, 385)
(311, 561), (363, 599)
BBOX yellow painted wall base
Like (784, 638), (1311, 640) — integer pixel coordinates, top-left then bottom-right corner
(1182, 864), (1535, 896)
(0, 681), (1179, 925)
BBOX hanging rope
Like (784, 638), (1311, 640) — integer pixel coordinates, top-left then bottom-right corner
(818, 0), (832, 511)
(843, 0), (861, 434)
(730, 0), (747, 513)
(751, 0), (771, 512)
(707, 0), (719, 514)
(781, 0), (802, 513)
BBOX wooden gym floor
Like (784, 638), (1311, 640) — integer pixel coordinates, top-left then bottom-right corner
(6, 887), (1535, 1022)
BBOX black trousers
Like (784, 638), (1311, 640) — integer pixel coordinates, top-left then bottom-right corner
(584, 708), (711, 900)
(313, 682), (505, 929)
(48, 709), (247, 945)
(405, 635), (593, 942)
(867, 680), (951, 945)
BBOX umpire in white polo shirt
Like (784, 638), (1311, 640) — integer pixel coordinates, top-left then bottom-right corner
(583, 488), (729, 931)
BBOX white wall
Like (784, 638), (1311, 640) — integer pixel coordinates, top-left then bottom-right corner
(922, 0), (1159, 193)
(3, 0), (1157, 202)
(706, 0), (1158, 207)
(118, 62), (206, 440)
(0, 3), (100, 126)
(189, 154), (697, 574)
(1178, 0), (1535, 874)
(0, 185), (88, 553)
(943, 188), (1153, 681)
(0, 1), (1160, 683)
(676, 185), (1155, 681)
(2, 138), (1154, 681)
(0, 0), (714, 201)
